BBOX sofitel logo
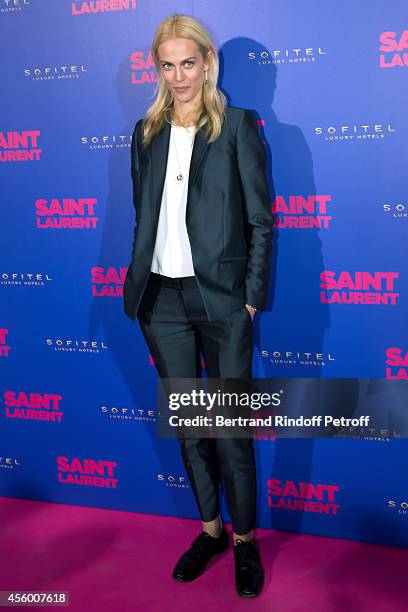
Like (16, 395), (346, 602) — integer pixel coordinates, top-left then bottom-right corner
(0, 456), (21, 470)
(157, 473), (190, 488)
(81, 134), (132, 150)
(387, 499), (408, 515)
(261, 350), (335, 368)
(324, 425), (400, 441)
(385, 347), (407, 379)
(3, 390), (63, 423)
(314, 123), (396, 142)
(0, 329), (10, 357)
(383, 202), (408, 219)
(273, 195), (333, 229)
(1, 0), (30, 14)
(379, 30), (408, 68)
(267, 479), (340, 514)
(24, 65), (88, 81)
(248, 47), (326, 65)
(46, 338), (108, 353)
(92, 267), (126, 297)
(71, 0), (136, 15)
(320, 271), (399, 305)
(36, 198), (98, 229)
(100, 404), (156, 422)
(57, 456), (118, 488)
(0, 130), (42, 162)
(130, 50), (157, 84)
(0, 273), (52, 286)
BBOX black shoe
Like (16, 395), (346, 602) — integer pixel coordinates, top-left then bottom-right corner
(172, 525), (229, 582)
(233, 538), (264, 598)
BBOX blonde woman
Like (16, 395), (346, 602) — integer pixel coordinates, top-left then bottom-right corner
(124, 14), (273, 598)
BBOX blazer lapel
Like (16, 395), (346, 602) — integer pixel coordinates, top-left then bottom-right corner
(149, 113), (209, 228)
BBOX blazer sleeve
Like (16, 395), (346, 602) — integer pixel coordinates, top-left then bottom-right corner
(235, 108), (274, 311)
(129, 119), (142, 262)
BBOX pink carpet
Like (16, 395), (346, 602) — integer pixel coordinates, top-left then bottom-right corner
(0, 497), (406, 611)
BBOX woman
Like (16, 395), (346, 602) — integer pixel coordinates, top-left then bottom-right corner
(123, 14), (273, 598)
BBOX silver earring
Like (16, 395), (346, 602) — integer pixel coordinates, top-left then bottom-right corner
(204, 71), (208, 84)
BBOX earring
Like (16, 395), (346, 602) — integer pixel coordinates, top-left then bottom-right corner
(204, 71), (208, 84)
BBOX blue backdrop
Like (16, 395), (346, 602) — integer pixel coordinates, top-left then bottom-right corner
(1, 1), (407, 547)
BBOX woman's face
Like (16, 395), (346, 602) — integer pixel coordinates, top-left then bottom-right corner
(157, 37), (209, 107)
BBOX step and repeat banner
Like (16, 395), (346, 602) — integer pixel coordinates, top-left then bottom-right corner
(1, 1), (407, 547)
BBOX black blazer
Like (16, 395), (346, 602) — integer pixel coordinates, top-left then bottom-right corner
(123, 105), (274, 322)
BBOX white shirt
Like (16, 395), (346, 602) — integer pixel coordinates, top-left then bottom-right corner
(150, 123), (196, 278)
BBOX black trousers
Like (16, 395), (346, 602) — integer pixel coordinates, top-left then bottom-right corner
(137, 272), (256, 535)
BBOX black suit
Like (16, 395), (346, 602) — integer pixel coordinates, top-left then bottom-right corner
(123, 106), (274, 322)
(124, 106), (274, 535)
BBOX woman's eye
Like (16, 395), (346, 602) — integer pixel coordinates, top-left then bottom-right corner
(162, 61), (194, 70)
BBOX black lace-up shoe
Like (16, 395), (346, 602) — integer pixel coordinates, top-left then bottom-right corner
(172, 525), (229, 582)
(233, 538), (264, 598)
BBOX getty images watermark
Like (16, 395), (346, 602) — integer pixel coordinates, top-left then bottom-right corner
(155, 378), (407, 439)
(166, 388), (370, 427)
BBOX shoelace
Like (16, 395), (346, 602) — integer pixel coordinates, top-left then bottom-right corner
(188, 532), (217, 562)
(234, 539), (259, 568)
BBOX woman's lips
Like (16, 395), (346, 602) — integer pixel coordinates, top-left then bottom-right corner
(174, 86), (189, 92)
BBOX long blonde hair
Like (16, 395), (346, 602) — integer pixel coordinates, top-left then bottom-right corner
(140, 14), (227, 147)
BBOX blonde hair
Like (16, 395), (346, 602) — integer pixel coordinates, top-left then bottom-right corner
(140, 14), (227, 147)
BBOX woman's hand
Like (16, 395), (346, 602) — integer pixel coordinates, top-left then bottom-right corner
(245, 304), (257, 320)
